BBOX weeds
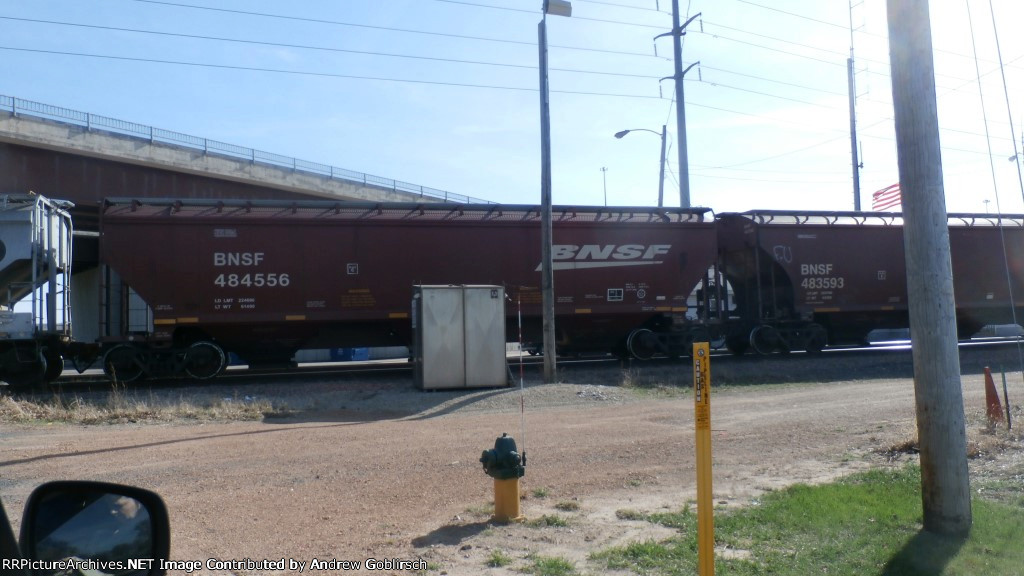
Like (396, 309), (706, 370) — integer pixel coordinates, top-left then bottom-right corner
(464, 503), (494, 519)
(485, 550), (513, 568)
(554, 501), (580, 512)
(527, 514), (568, 528)
(615, 509), (647, 521)
(0, 385), (285, 424)
(522, 555), (577, 576)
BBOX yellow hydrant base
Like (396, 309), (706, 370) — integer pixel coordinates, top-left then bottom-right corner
(492, 478), (524, 523)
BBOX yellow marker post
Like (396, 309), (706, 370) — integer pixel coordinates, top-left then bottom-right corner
(692, 341), (715, 576)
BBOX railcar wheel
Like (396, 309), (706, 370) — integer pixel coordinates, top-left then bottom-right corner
(626, 328), (659, 360)
(184, 341), (227, 380)
(678, 327), (711, 358)
(805, 324), (827, 354)
(103, 344), (145, 383)
(42, 348), (64, 383)
(750, 325), (782, 355)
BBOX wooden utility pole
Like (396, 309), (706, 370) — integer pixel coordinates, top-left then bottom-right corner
(538, 15), (556, 383)
(886, 0), (972, 536)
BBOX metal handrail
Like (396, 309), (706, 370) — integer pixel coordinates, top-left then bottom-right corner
(1, 94), (493, 204)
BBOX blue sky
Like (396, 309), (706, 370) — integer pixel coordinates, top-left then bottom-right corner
(3, 0), (1024, 213)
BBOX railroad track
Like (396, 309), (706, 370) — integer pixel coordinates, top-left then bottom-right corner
(11, 337), (1023, 394)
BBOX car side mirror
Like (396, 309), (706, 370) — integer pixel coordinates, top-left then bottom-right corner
(18, 481), (170, 576)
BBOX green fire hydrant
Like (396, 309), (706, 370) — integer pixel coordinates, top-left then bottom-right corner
(480, 433), (526, 522)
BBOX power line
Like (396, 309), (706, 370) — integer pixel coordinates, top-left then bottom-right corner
(702, 135), (849, 170)
(0, 45), (668, 99)
(3, 16), (874, 105)
(115, 1), (996, 109)
(130, 0), (662, 59)
(0, 15), (664, 81)
(573, 0), (664, 13)
(693, 172), (850, 185)
(698, 13), (1024, 89)
(430, 0), (534, 14)
(430, 0), (532, 13)
(732, 0), (1013, 70)
(6, 16), (1009, 150)
(700, 64), (846, 97)
(1, 43), (856, 125)
(692, 163), (860, 176)
(567, 14), (665, 30)
(695, 28), (848, 70)
(701, 79), (840, 109)
(703, 19), (848, 61)
(6, 38), (1006, 146)
(695, 25), (988, 91)
(695, 112), (1013, 172)
(427, 0), (668, 29)
(734, 0), (847, 30)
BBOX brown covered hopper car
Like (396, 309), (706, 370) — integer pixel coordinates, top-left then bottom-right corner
(716, 211), (1024, 354)
(97, 199), (719, 381)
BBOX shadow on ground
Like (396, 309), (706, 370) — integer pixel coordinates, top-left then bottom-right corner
(881, 529), (966, 575)
(411, 521), (492, 548)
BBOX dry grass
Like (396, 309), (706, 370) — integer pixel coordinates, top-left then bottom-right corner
(878, 407), (1022, 460)
(0, 384), (285, 424)
(616, 366), (684, 393)
(872, 404), (1024, 506)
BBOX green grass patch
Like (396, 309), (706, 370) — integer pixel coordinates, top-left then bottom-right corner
(486, 550), (514, 568)
(521, 555), (577, 576)
(974, 477), (1024, 508)
(594, 466), (1024, 575)
(554, 500), (580, 512)
(464, 502), (494, 518)
(531, 487), (550, 499)
(527, 514), (569, 528)
(616, 508), (649, 521)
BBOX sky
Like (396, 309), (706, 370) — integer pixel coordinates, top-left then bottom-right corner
(3, 0), (1024, 214)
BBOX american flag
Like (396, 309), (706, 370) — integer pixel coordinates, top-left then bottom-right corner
(872, 183), (901, 211)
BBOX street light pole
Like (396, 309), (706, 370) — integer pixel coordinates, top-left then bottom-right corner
(657, 124), (667, 208)
(614, 126), (667, 207)
(539, 0), (571, 384)
(600, 166), (608, 206)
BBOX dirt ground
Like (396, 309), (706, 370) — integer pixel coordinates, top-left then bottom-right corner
(2, 346), (1022, 575)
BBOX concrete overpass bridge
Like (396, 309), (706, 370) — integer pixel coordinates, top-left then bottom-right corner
(1, 94), (490, 273)
(0, 94), (488, 229)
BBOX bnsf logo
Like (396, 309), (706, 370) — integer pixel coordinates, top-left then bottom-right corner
(538, 244), (671, 271)
(554, 244), (671, 260)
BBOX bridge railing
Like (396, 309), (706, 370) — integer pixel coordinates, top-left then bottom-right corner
(1, 94), (492, 204)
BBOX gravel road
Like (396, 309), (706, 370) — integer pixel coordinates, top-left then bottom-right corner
(2, 345), (1021, 575)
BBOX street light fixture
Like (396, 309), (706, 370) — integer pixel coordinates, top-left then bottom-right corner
(546, 0), (572, 17)
(614, 126), (668, 208)
(538, 0), (571, 383)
